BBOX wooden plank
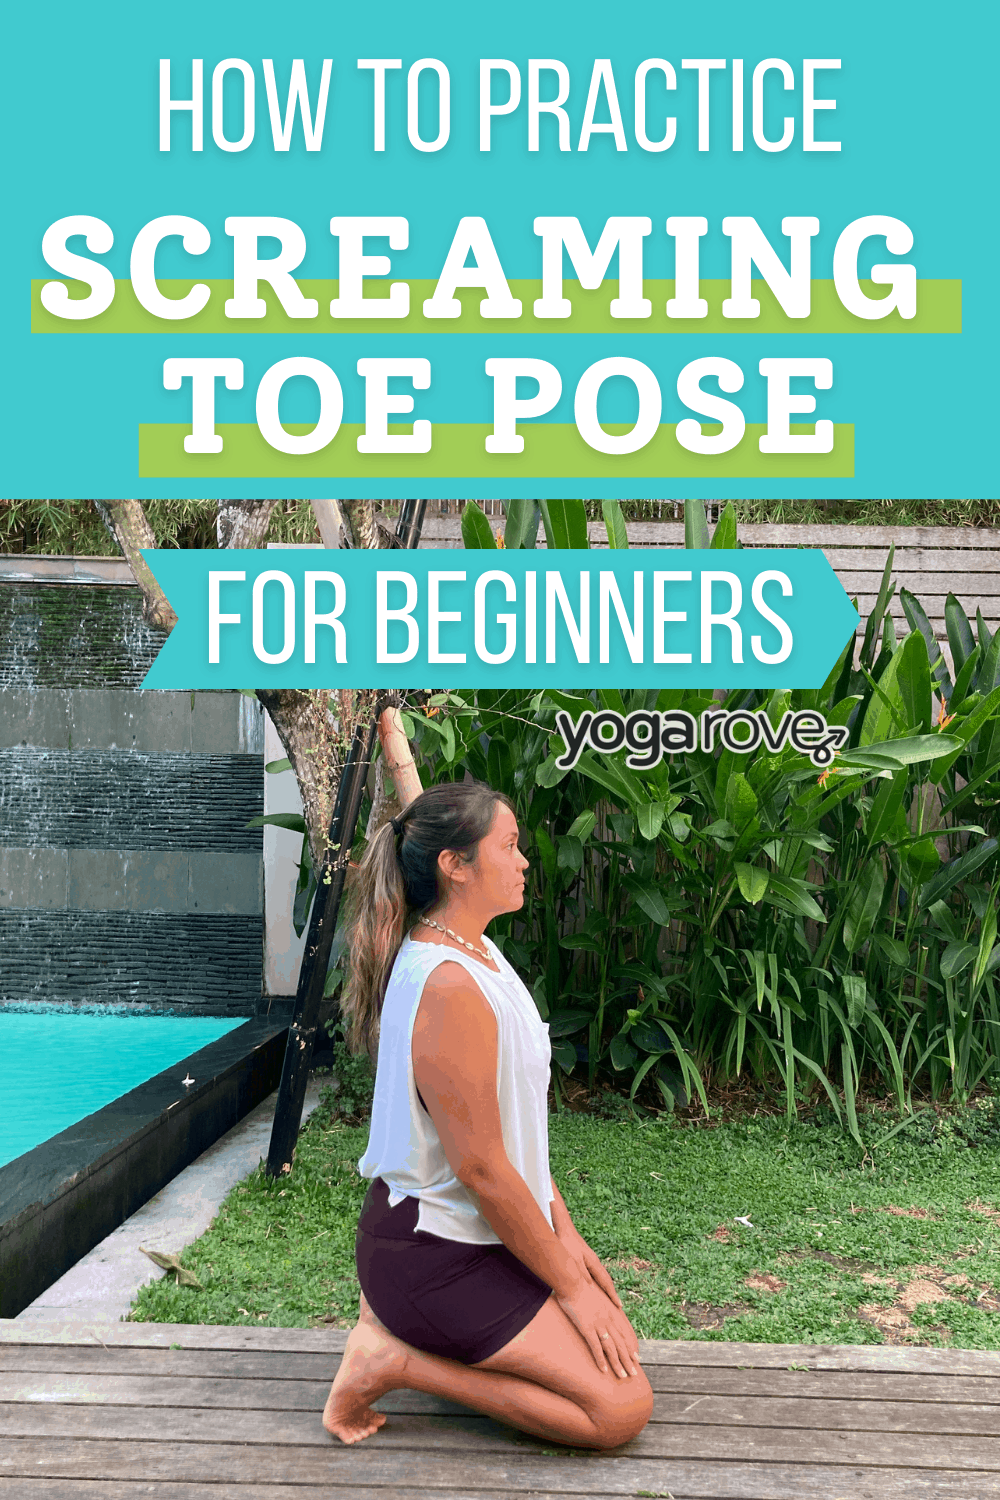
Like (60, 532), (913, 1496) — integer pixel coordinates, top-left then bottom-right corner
(0, 1486), (474, 1500)
(4, 1477), (1000, 1500)
(830, 571), (1000, 595)
(8, 1324), (1000, 1378)
(651, 1365), (1000, 1405)
(2, 1441), (1000, 1498)
(740, 525), (1000, 550)
(4, 1402), (1000, 1468)
(651, 1392), (1000, 1435)
(6, 1346), (1000, 1406)
(0, 1322), (351, 1353)
(802, 550), (1000, 572)
(7, 1371), (1000, 1438)
(418, 519), (1000, 551)
(0, 1347), (339, 1380)
(0, 1485), (520, 1500)
(1, 1446), (1000, 1500)
(637, 1342), (1000, 1375)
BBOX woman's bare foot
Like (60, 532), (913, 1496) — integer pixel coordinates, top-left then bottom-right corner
(322, 1296), (410, 1444)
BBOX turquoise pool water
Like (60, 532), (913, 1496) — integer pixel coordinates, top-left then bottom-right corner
(1, 1013), (244, 1168)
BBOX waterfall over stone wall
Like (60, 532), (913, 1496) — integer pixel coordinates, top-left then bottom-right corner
(0, 580), (265, 1013)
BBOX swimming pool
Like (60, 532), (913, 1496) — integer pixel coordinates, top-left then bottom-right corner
(1, 1012), (244, 1168)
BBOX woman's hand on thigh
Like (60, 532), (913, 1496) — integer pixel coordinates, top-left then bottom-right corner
(558, 1223), (642, 1347)
(555, 1279), (641, 1380)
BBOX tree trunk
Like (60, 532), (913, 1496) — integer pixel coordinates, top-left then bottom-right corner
(216, 499), (281, 549)
(100, 499), (422, 870)
(97, 501), (178, 631)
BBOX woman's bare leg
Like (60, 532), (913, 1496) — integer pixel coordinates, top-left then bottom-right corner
(323, 1293), (653, 1449)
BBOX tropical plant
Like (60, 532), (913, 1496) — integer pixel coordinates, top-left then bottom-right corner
(394, 499), (1000, 1135)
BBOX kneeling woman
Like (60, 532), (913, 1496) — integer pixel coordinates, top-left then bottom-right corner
(323, 781), (653, 1450)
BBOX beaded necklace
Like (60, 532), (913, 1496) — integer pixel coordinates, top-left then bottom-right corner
(416, 916), (493, 965)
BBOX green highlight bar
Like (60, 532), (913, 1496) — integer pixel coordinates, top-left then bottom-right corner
(138, 422), (854, 479)
(34, 280), (960, 335)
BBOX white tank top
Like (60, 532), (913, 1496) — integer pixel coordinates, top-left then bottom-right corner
(357, 931), (554, 1244)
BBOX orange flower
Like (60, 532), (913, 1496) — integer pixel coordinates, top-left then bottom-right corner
(816, 751), (843, 788)
(936, 699), (956, 731)
(496, 529), (506, 548)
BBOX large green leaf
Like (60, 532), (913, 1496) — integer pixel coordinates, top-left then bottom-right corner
(940, 941), (978, 980)
(535, 752), (570, 788)
(623, 876), (671, 925)
(602, 499), (629, 550)
(461, 504), (497, 549)
(865, 768), (907, 847)
(567, 810), (597, 842)
(860, 641), (906, 745)
(859, 547), (895, 671)
(550, 1040), (577, 1073)
(487, 732), (513, 784)
(932, 683), (1000, 784)
(977, 609), (995, 656)
(609, 1033), (638, 1071)
(764, 874), (825, 921)
(539, 498), (589, 550)
(843, 861), (885, 953)
(735, 862), (769, 903)
(684, 499), (710, 550)
(559, 933), (604, 952)
(842, 974), (867, 1028)
(546, 1008), (592, 1036)
(897, 626), (932, 733)
(900, 588), (952, 698)
(245, 813), (306, 833)
(840, 733), (963, 770)
(945, 593), (976, 675)
(636, 801), (666, 841)
(573, 747), (649, 810)
(919, 839), (999, 908)
(710, 502), (739, 550)
(501, 499), (541, 549)
(724, 772), (759, 833)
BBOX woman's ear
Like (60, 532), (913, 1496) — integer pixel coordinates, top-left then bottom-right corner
(437, 847), (469, 890)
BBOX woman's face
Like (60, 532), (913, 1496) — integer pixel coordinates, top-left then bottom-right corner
(444, 802), (529, 915)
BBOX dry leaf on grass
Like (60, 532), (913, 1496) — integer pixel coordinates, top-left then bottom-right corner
(711, 1226), (733, 1242)
(880, 1205), (933, 1219)
(897, 1279), (953, 1313)
(744, 1272), (787, 1293)
(139, 1248), (203, 1289)
(967, 1199), (1000, 1221)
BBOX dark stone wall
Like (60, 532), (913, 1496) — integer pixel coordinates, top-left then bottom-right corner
(0, 580), (265, 1013)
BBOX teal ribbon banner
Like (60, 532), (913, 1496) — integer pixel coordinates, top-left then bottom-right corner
(140, 548), (859, 690)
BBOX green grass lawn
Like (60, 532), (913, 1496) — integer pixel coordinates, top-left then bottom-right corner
(129, 1088), (1000, 1348)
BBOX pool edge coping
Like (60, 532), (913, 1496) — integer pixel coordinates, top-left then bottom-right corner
(0, 1006), (294, 1318)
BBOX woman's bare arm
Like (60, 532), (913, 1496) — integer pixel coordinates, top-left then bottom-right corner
(411, 963), (581, 1295)
(411, 962), (638, 1375)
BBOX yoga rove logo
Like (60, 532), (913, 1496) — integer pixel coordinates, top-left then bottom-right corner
(552, 706), (849, 771)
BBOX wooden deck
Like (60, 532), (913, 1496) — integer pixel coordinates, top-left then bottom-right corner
(2, 1320), (1000, 1497)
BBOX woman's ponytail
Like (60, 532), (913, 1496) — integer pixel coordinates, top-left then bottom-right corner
(340, 781), (514, 1061)
(340, 819), (409, 1060)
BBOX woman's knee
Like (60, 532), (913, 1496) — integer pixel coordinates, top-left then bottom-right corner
(587, 1370), (654, 1449)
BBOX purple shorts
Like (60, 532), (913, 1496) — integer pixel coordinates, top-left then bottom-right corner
(355, 1176), (552, 1365)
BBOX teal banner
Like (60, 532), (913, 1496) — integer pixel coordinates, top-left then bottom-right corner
(3, 0), (996, 498)
(140, 547), (859, 690)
